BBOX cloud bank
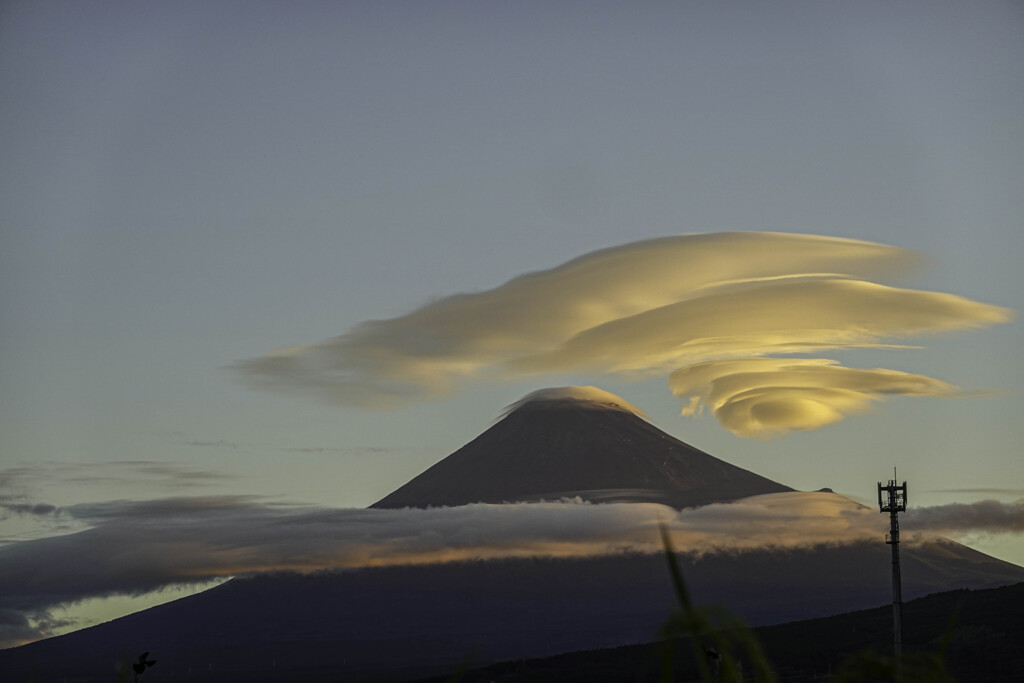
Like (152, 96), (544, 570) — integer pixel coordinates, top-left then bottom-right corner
(3, 491), (1022, 645)
(0, 461), (231, 496)
(233, 232), (1009, 437)
(905, 499), (1024, 533)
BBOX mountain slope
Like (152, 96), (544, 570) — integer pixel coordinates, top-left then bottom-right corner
(373, 387), (791, 508)
(1, 540), (1021, 682)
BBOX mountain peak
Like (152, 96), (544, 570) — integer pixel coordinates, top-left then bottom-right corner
(372, 386), (791, 509)
(502, 386), (648, 419)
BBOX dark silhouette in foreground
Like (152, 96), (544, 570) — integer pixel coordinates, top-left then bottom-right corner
(416, 583), (1023, 682)
(132, 651), (156, 681)
(1, 543), (1021, 682)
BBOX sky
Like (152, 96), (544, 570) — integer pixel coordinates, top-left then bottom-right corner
(2, 0), (1023, 646)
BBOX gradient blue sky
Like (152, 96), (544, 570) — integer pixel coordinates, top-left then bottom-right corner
(2, 0), (1022, 612)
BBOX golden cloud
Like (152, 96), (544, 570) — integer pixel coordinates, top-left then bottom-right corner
(509, 278), (1009, 374)
(669, 358), (961, 438)
(233, 232), (1010, 435)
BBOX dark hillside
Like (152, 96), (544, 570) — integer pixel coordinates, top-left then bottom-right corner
(1, 542), (1021, 682)
(416, 581), (1024, 682)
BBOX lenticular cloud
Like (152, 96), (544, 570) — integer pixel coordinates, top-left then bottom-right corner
(233, 232), (1010, 436)
(669, 358), (961, 438)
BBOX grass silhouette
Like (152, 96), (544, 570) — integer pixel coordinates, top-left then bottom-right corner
(658, 525), (777, 682)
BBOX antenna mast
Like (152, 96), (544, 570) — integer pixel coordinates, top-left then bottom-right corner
(877, 470), (907, 661)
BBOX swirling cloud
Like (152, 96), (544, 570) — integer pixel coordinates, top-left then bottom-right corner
(232, 232), (1010, 435)
(669, 358), (961, 438)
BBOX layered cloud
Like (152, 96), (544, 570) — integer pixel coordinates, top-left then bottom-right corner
(233, 232), (1009, 436)
(0, 461), (231, 496)
(509, 278), (1007, 374)
(905, 499), (1024, 534)
(0, 461), (235, 548)
(4, 491), (1022, 635)
(669, 358), (961, 438)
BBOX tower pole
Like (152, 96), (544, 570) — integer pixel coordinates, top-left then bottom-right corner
(877, 473), (907, 664)
(887, 499), (902, 658)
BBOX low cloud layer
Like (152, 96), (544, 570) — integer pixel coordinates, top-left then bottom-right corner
(0, 461), (235, 547)
(233, 232), (1009, 436)
(3, 492), (1022, 646)
(905, 499), (1024, 533)
(0, 461), (231, 497)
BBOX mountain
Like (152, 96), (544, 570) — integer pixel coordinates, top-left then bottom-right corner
(1, 542), (1021, 682)
(373, 386), (792, 508)
(2, 386), (1021, 682)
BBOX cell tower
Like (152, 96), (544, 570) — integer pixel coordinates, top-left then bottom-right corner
(877, 470), (907, 659)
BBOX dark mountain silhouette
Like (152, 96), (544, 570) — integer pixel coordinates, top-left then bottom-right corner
(2, 386), (1021, 682)
(373, 386), (792, 508)
(1, 541), (1021, 682)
